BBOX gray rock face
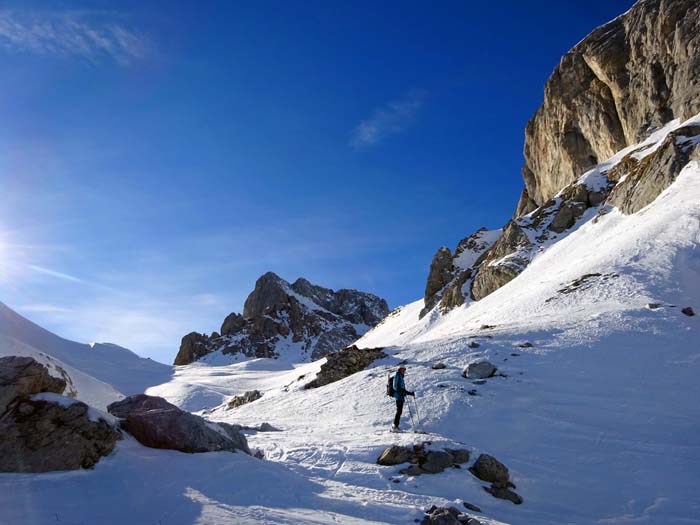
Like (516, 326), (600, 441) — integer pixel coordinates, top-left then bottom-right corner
(305, 345), (387, 389)
(422, 0), (700, 305)
(421, 247), (455, 317)
(420, 228), (502, 317)
(462, 361), (497, 380)
(107, 394), (250, 455)
(470, 222), (530, 301)
(0, 356), (119, 473)
(523, 0), (700, 206)
(174, 273), (389, 365)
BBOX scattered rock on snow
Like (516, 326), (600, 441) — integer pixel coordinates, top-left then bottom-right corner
(462, 502), (482, 512)
(645, 303), (662, 310)
(257, 422), (281, 432)
(305, 345), (387, 389)
(377, 445), (412, 466)
(432, 363), (447, 370)
(462, 361), (497, 380)
(227, 390), (262, 409)
(107, 394), (250, 455)
(378, 443), (470, 476)
(517, 342), (533, 348)
(469, 453), (524, 504)
(485, 485), (523, 504)
(467, 341), (480, 349)
(421, 506), (482, 525)
(682, 307), (695, 317)
(420, 451), (455, 474)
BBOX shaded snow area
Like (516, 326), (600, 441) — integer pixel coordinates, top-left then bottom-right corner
(1, 137), (699, 524)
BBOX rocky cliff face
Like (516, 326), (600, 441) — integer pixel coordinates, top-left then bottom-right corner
(420, 0), (700, 313)
(522, 0), (700, 208)
(174, 272), (389, 365)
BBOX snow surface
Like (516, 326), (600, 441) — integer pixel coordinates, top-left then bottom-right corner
(0, 301), (172, 396)
(2, 122), (700, 524)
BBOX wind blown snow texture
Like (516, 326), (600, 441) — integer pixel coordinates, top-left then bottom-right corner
(1, 119), (699, 524)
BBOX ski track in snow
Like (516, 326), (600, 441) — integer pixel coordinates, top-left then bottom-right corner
(2, 121), (700, 524)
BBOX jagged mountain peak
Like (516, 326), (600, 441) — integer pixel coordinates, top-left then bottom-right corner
(174, 273), (389, 366)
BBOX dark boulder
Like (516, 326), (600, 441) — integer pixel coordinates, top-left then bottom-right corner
(107, 394), (250, 455)
(469, 453), (510, 487)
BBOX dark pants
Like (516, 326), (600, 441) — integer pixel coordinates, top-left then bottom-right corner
(393, 399), (404, 427)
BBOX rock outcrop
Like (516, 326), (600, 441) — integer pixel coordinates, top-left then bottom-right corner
(305, 345), (386, 389)
(0, 356), (119, 472)
(227, 390), (262, 409)
(376, 443), (471, 476)
(107, 394), (250, 455)
(523, 0), (700, 207)
(420, 228), (502, 317)
(420, 0), (700, 306)
(174, 272), (389, 365)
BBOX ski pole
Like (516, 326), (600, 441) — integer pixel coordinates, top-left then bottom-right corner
(412, 395), (422, 429)
(406, 397), (417, 432)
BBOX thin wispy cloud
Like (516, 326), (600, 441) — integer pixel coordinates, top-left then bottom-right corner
(350, 89), (427, 149)
(28, 264), (84, 283)
(19, 303), (74, 314)
(0, 10), (148, 65)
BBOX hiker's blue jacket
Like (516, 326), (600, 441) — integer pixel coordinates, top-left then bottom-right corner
(393, 373), (409, 401)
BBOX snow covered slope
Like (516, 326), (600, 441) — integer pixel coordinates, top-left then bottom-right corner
(141, 118), (699, 524)
(0, 301), (172, 396)
(0, 333), (123, 410)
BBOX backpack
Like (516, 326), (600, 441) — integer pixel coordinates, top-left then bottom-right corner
(386, 374), (395, 397)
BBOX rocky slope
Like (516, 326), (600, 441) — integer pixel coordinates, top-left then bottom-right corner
(422, 0), (700, 312)
(521, 0), (700, 209)
(174, 272), (389, 365)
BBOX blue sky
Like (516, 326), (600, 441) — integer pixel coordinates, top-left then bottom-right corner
(0, 1), (635, 363)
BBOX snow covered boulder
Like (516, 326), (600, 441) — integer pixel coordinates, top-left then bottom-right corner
(107, 394), (250, 455)
(462, 361), (497, 380)
(0, 356), (119, 473)
(0, 355), (66, 415)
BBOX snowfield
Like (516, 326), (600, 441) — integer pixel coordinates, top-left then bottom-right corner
(1, 122), (699, 524)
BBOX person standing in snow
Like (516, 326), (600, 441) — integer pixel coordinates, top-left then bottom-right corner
(392, 366), (414, 432)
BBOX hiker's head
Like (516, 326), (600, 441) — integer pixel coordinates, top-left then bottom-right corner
(398, 366), (406, 375)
